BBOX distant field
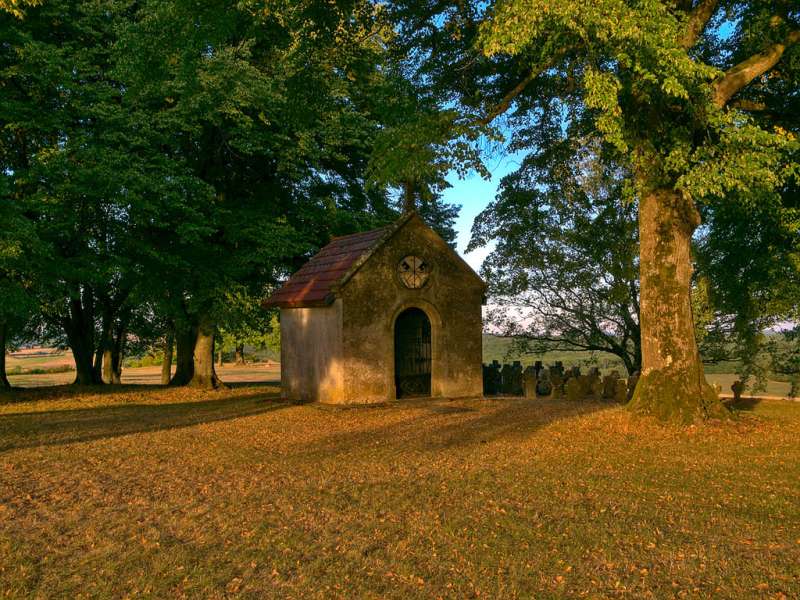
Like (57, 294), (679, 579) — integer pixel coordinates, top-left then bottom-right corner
(6, 349), (280, 388)
(6, 348), (75, 371)
(5, 343), (794, 398)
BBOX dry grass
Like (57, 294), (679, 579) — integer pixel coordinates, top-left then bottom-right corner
(1, 386), (799, 598)
(5, 362), (280, 388)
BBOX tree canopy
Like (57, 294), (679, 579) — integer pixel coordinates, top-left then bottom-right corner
(390, 0), (799, 421)
(0, 0), (462, 388)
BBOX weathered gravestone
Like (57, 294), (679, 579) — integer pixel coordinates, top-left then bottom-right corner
(536, 370), (553, 397)
(589, 377), (603, 400)
(565, 376), (583, 401)
(602, 375), (618, 400)
(523, 366), (538, 399)
(500, 363), (514, 395)
(577, 374), (593, 398)
(482, 361), (501, 395)
(533, 360), (544, 378)
(511, 361), (524, 396)
(613, 378), (628, 403)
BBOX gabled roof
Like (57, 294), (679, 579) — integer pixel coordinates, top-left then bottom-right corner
(263, 211), (484, 309)
(263, 213), (410, 308)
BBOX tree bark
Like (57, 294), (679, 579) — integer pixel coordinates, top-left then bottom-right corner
(102, 348), (114, 384)
(69, 330), (97, 385)
(170, 324), (196, 386)
(0, 322), (10, 389)
(95, 314), (112, 384)
(627, 188), (728, 422)
(109, 325), (125, 385)
(189, 314), (224, 389)
(64, 296), (102, 385)
(235, 344), (245, 365)
(161, 330), (174, 385)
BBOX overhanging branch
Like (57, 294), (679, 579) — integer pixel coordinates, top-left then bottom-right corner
(712, 30), (800, 108)
(479, 48), (569, 126)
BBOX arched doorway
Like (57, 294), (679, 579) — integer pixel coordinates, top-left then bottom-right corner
(394, 307), (432, 398)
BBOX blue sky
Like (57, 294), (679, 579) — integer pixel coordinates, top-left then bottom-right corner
(442, 151), (524, 271)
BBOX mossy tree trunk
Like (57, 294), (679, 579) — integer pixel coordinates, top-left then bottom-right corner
(627, 188), (728, 422)
(161, 330), (174, 385)
(189, 314), (224, 389)
(0, 322), (10, 389)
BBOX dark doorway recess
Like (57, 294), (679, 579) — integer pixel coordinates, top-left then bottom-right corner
(394, 308), (432, 398)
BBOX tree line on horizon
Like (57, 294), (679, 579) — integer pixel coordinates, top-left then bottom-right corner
(1, 0), (798, 422)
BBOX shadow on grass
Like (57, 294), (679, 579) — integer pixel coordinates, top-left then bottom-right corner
(301, 398), (614, 458)
(0, 393), (287, 453)
(724, 397), (762, 412)
(0, 380), (280, 404)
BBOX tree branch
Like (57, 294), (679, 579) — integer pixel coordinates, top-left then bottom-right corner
(712, 30), (800, 108)
(479, 49), (570, 126)
(680, 0), (720, 49)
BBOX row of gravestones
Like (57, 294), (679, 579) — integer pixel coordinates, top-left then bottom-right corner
(482, 360), (640, 403)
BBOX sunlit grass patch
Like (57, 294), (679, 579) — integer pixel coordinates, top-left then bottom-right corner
(1, 389), (798, 598)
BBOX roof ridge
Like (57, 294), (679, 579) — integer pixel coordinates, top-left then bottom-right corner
(330, 225), (390, 241)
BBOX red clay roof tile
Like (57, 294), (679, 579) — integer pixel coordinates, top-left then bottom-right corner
(263, 226), (390, 308)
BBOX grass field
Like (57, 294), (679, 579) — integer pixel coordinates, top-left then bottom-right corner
(1, 385), (798, 598)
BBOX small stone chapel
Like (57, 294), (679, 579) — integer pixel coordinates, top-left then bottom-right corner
(263, 211), (486, 404)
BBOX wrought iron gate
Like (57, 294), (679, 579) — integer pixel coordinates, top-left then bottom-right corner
(394, 308), (432, 398)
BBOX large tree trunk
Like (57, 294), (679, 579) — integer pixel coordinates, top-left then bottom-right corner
(109, 324), (125, 385)
(64, 296), (102, 385)
(68, 331), (97, 385)
(0, 322), (10, 389)
(235, 344), (245, 365)
(102, 348), (114, 383)
(170, 324), (196, 386)
(161, 330), (174, 385)
(94, 320), (111, 384)
(100, 317), (126, 385)
(189, 315), (224, 389)
(628, 188), (728, 422)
